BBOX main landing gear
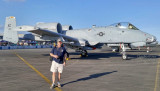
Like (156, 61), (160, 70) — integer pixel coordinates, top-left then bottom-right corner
(80, 50), (88, 57)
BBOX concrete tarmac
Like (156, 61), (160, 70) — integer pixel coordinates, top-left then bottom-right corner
(0, 46), (160, 91)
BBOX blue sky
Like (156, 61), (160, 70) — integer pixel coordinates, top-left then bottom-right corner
(0, 0), (160, 41)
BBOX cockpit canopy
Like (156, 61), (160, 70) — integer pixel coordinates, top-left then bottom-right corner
(110, 22), (139, 30)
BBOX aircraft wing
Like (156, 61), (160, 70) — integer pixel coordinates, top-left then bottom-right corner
(29, 28), (79, 43)
(29, 29), (59, 37)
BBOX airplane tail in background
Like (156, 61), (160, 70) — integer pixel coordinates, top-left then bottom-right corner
(3, 16), (18, 44)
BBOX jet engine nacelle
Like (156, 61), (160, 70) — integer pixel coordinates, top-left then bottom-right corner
(35, 23), (62, 33)
(62, 25), (73, 30)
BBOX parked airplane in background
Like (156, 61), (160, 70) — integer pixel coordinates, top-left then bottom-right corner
(3, 16), (157, 60)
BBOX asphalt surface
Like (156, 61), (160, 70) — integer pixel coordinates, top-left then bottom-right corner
(0, 46), (160, 91)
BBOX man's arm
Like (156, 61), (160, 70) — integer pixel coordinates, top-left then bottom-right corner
(63, 53), (67, 66)
(50, 47), (59, 59)
(62, 47), (67, 66)
(50, 53), (59, 59)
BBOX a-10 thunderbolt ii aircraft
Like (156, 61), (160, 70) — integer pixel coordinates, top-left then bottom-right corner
(3, 16), (157, 60)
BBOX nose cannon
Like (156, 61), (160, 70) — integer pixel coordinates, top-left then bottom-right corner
(146, 36), (157, 43)
(152, 36), (157, 42)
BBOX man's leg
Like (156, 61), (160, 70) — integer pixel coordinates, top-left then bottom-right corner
(52, 72), (56, 83)
(58, 72), (61, 82)
(57, 63), (63, 87)
(57, 72), (61, 87)
(50, 72), (56, 89)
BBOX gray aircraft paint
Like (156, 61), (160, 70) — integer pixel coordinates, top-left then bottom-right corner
(66, 26), (155, 45)
(3, 16), (18, 43)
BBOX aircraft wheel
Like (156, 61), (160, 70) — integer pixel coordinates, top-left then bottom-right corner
(81, 50), (88, 57)
(112, 49), (116, 52)
(122, 54), (128, 60)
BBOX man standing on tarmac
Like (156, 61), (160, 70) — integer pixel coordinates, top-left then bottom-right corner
(50, 38), (67, 89)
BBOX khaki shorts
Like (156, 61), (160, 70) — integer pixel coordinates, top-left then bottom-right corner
(50, 61), (63, 73)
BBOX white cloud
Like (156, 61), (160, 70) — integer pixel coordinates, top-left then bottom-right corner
(3, 0), (26, 2)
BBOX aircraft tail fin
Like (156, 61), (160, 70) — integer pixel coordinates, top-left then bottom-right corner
(3, 16), (18, 44)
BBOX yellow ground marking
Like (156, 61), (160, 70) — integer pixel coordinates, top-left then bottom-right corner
(154, 55), (160, 91)
(14, 52), (62, 91)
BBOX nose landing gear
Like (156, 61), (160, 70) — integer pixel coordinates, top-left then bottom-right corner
(121, 44), (128, 60)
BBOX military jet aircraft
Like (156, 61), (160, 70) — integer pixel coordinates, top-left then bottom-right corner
(3, 16), (157, 60)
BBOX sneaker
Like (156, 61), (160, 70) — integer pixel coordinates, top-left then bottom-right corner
(50, 83), (55, 89)
(57, 82), (61, 87)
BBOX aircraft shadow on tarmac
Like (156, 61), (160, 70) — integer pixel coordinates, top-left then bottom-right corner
(69, 52), (160, 60)
(62, 71), (117, 87)
(128, 54), (160, 60)
(71, 52), (121, 60)
(127, 50), (157, 52)
(42, 52), (160, 60)
(127, 50), (150, 52)
(42, 52), (121, 60)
